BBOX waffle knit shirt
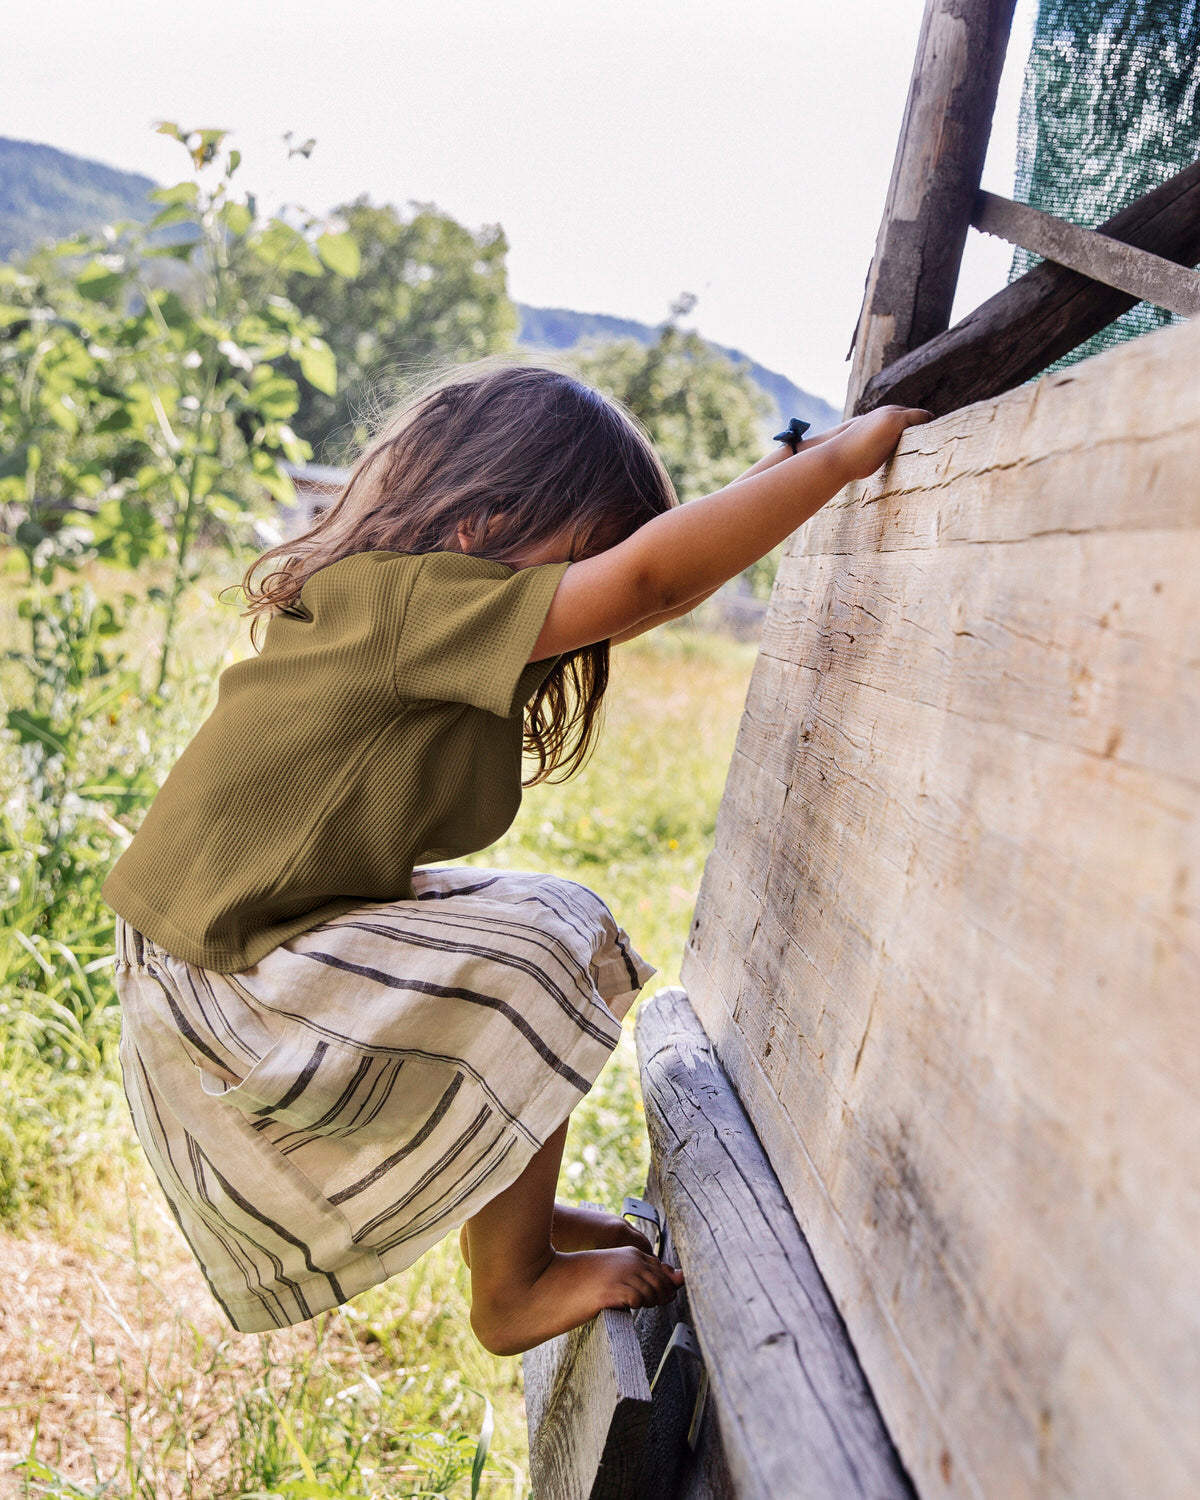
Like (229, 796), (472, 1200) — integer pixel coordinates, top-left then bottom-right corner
(101, 549), (570, 973)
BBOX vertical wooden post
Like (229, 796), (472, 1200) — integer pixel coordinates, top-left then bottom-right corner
(844, 0), (1017, 416)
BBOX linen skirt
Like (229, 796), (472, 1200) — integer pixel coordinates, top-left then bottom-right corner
(112, 865), (656, 1335)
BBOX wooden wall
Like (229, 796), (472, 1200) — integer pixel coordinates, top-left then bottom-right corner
(680, 316), (1200, 1500)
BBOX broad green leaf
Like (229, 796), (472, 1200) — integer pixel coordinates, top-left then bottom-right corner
(94, 408), (133, 434)
(6, 710), (68, 756)
(46, 395), (79, 433)
(276, 424), (310, 465)
(150, 289), (191, 330)
(221, 200), (252, 237)
(316, 231), (360, 278)
(149, 202), (199, 231)
(91, 496), (168, 568)
(145, 241), (199, 262)
(148, 182), (198, 207)
(204, 493), (247, 525)
(251, 449), (297, 505)
(249, 369), (300, 420)
(76, 269), (124, 302)
(296, 337), (337, 396)
(253, 223), (323, 276)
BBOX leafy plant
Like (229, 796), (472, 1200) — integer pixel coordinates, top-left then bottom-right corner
(0, 123), (357, 687)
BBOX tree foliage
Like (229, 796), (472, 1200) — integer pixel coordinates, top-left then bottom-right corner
(571, 299), (777, 596)
(1, 124), (355, 690)
(280, 196), (518, 457)
(571, 297), (771, 503)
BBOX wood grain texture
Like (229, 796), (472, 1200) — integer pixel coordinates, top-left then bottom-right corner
(844, 0), (1017, 412)
(632, 1166), (737, 1500)
(682, 315), (1200, 1500)
(856, 156), (1200, 415)
(524, 1212), (652, 1500)
(972, 189), (1200, 316)
(636, 987), (914, 1500)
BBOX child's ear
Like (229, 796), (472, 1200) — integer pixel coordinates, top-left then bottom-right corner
(455, 520), (473, 552)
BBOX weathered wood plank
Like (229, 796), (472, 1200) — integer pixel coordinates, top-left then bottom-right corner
(524, 1213), (652, 1500)
(972, 189), (1200, 316)
(683, 315), (1200, 1500)
(854, 156), (1200, 414)
(631, 1167), (737, 1500)
(844, 0), (1017, 412)
(636, 986), (915, 1500)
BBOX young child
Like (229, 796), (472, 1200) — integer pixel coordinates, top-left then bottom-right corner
(102, 359), (929, 1356)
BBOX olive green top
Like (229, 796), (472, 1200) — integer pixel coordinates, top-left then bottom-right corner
(101, 550), (570, 973)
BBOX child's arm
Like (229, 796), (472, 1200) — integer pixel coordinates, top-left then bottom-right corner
(723, 419), (856, 489)
(608, 584), (722, 644)
(529, 404), (931, 661)
(602, 421), (858, 643)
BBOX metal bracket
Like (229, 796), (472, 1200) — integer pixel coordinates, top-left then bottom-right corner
(649, 1321), (710, 1451)
(622, 1194), (664, 1260)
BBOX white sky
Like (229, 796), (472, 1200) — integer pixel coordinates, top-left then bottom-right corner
(6, 0), (1038, 409)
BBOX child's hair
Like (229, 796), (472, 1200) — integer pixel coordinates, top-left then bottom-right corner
(233, 357), (678, 784)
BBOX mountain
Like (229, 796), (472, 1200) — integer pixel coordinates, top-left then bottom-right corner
(0, 137), (156, 259)
(0, 136), (841, 426)
(516, 304), (840, 431)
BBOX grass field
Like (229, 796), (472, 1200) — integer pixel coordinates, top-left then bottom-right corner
(0, 553), (757, 1498)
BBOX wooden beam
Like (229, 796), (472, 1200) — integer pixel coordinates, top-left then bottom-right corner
(636, 986), (915, 1500)
(524, 1241), (653, 1500)
(855, 156), (1200, 414)
(632, 1170), (737, 1500)
(844, 0), (1017, 416)
(972, 190), (1200, 317)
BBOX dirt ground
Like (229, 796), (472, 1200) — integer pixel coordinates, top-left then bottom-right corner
(0, 1177), (333, 1497)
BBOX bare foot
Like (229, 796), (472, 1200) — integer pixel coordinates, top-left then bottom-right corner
(460, 1202), (651, 1268)
(470, 1247), (684, 1356)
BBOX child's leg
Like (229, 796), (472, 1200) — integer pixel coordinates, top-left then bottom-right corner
(464, 1119), (683, 1356)
(459, 1202), (652, 1266)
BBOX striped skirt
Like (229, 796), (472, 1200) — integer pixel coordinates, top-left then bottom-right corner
(112, 866), (655, 1335)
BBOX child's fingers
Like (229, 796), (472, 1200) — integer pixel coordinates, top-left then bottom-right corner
(627, 1254), (685, 1306)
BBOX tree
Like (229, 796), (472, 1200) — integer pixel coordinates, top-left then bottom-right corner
(281, 197), (518, 457)
(571, 298), (778, 596)
(0, 124), (356, 691)
(572, 296), (771, 502)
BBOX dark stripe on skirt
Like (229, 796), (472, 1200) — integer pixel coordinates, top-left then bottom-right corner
(328, 1072), (464, 1205)
(327, 917), (615, 1046)
(299, 952), (592, 1091)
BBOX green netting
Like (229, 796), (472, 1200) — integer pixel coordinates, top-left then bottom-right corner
(1010, 0), (1200, 370)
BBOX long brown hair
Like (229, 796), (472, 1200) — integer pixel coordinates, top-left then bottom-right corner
(227, 357), (678, 784)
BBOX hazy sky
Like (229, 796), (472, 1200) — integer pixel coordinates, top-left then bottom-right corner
(6, 0), (1037, 408)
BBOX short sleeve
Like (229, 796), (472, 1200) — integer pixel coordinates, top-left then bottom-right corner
(395, 551), (571, 716)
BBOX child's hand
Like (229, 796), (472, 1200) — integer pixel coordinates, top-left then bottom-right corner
(829, 405), (933, 482)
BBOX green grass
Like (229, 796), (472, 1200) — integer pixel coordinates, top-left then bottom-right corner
(0, 548), (756, 1497)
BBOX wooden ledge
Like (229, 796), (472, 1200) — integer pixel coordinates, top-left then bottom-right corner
(524, 1291), (652, 1500)
(636, 987), (914, 1500)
